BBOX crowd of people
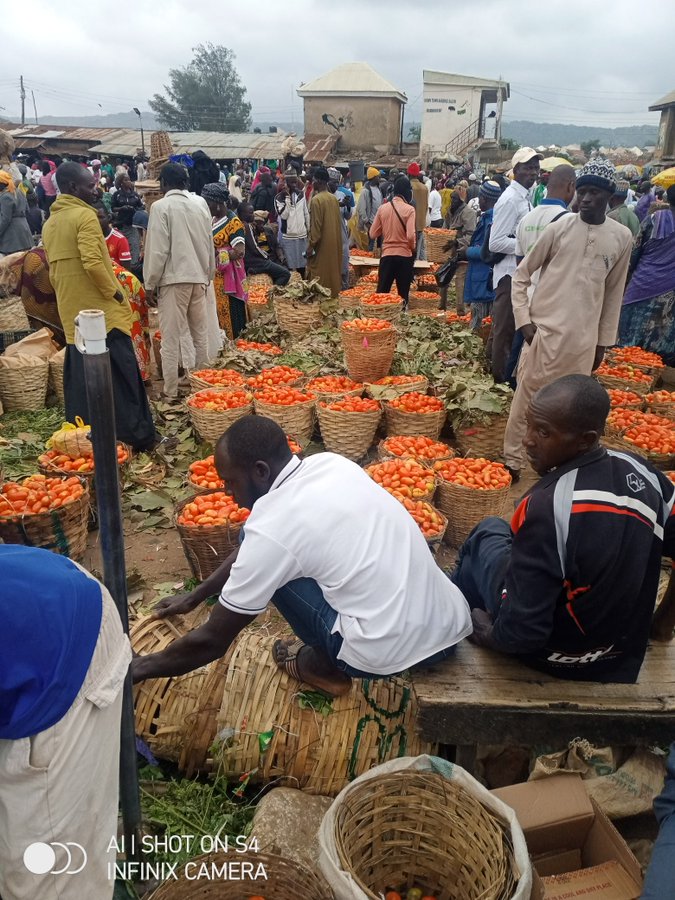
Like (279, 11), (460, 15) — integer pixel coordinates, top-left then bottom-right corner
(2, 139), (675, 899)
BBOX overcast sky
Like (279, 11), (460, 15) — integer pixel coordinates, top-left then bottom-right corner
(0, 0), (667, 129)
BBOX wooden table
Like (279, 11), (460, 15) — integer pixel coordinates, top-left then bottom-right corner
(349, 256), (432, 276)
(412, 640), (675, 772)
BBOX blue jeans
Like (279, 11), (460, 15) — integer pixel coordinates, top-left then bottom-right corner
(271, 577), (456, 679)
(641, 742), (675, 899)
(451, 516), (512, 616)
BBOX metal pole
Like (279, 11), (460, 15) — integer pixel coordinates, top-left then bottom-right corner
(20, 75), (25, 126)
(75, 309), (141, 863)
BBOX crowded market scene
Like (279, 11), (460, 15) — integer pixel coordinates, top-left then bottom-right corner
(2, 8), (675, 899)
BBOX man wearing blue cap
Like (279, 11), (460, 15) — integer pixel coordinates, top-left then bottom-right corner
(502, 158), (633, 479)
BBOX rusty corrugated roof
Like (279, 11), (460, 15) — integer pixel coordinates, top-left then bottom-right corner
(302, 134), (340, 163)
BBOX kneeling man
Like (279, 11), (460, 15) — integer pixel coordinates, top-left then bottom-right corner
(132, 416), (471, 694)
(453, 374), (675, 682)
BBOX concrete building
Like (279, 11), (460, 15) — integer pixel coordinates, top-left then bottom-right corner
(421, 70), (509, 165)
(297, 62), (407, 155)
(649, 89), (675, 166)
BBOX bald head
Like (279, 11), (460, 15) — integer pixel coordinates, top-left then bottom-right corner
(534, 375), (609, 434)
(55, 162), (98, 204)
(546, 164), (576, 204)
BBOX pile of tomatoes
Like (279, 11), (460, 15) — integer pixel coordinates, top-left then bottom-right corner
(623, 424), (675, 456)
(606, 388), (643, 408)
(646, 390), (675, 406)
(446, 312), (472, 324)
(361, 293), (402, 306)
(388, 392), (444, 414)
(381, 434), (452, 462)
(247, 366), (303, 389)
(412, 291), (438, 301)
(433, 457), (511, 490)
(321, 396), (380, 413)
(358, 272), (380, 284)
(339, 286), (370, 299)
(394, 497), (446, 541)
(596, 362), (654, 385)
(177, 491), (250, 527)
(191, 368), (245, 387)
(342, 317), (393, 333)
(235, 340), (282, 355)
(607, 408), (675, 433)
(416, 275), (438, 289)
(0, 475), (85, 519)
(254, 387), (315, 406)
(665, 471), (675, 484)
(481, 316), (493, 326)
(187, 389), (253, 411)
(287, 437), (302, 454)
(306, 375), (362, 395)
(372, 375), (426, 388)
(38, 444), (129, 474)
(247, 286), (270, 305)
(188, 456), (227, 491)
(610, 346), (664, 370)
(366, 459), (436, 499)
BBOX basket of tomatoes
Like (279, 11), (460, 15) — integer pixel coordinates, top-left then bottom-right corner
(384, 392), (446, 440)
(365, 458), (439, 504)
(338, 284), (371, 310)
(188, 368), (246, 393)
(645, 390), (675, 422)
(0, 474), (90, 560)
(606, 346), (665, 376)
(148, 850), (333, 900)
(305, 374), (363, 403)
(317, 396), (382, 461)
(395, 496), (448, 551)
(365, 374), (430, 400)
(378, 435), (454, 466)
(479, 315), (493, 344)
(234, 339), (283, 356)
(187, 454), (228, 493)
(416, 273), (440, 293)
(408, 290), (440, 313)
(174, 489), (251, 580)
(186, 388), (254, 444)
(340, 318), (397, 384)
(596, 362), (655, 396)
(246, 365), (304, 391)
(253, 386), (317, 446)
(622, 421), (675, 469)
(433, 457), (512, 548)
(247, 284), (273, 318)
(359, 292), (403, 323)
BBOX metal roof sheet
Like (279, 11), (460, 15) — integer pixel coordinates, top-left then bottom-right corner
(89, 130), (289, 159)
(650, 90), (675, 111)
(302, 134), (340, 162)
(423, 70), (510, 100)
(298, 63), (406, 103)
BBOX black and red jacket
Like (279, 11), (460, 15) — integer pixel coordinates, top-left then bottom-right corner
(493, 447), (675, 682)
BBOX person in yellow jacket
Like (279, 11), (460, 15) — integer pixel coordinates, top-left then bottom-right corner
(42, 163), (157, 450)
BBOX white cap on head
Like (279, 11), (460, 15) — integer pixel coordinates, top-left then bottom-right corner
(468, 173), (477, 181)
(511, 147), (544, 168)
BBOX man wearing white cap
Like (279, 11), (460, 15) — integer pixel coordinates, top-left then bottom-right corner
(488, 148), (543, 381)
(467, 173), (480, 201)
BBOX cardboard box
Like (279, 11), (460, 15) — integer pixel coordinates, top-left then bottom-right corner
(492, 774), (643, 900)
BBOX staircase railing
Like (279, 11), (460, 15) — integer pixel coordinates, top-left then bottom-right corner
(444, 117), (482, 158)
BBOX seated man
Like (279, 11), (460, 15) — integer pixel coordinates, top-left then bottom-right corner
(238, 201), (290, 286)
(132, 416), (471, 694)
(452, 374), (675, 683)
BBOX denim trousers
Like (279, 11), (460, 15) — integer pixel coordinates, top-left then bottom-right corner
(451, 516), (512, 615)
(640, 742), (675, 899)
(271, 576), (456, 679)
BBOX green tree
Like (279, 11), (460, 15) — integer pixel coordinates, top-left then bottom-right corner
(407, 124), (421, 141)
(500, 137), (520, 152)
(149, 44), (251, 132)
(580, 139), (601, 157)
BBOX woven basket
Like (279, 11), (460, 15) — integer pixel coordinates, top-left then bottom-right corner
(0, 294), (30, 331)
(248, 299), (272, 319)
(174, 491), (245, 580)
(186, 390), (254, 445)
(317, 403), (382, 461)
(247, 273), (274, 290)
(365, 461), (439, 503)
(423, 504), (448, 552)
(424, 227), (456, 264)
(274, 295), (323, 338)
(187, 369), (246, 393)
(308, 385), (363, 404)
(597, 373), (654, 397)
(377, 437), (454, 466)
(338, 291), (366, 311)
(384, 403), (446, 440)
(436, 478), (511, 548)
(341, 324), (397, 383)
(605, 350), (663, 377)
(150, 130), (174, 159)
(133, 623), (436, 787)
(0, 480), (90, 560)
(359, 300), (403, 323)
(254, 395), (316, 445)
(455, 413), (510, 460)
(365, 376), (430, 400)
(0, 357), (48, 411)
(48, 349), (66, 405)
(148, 850), (333, 900)
(38, 445), (130, 525)
(646, 401), (675, 422)
(601, 432), (643, 454)
(620, 438), (675, 471)
(409, 291), (441, 312)
(331, 770), (517, 900)
(0, 329), (36, 353)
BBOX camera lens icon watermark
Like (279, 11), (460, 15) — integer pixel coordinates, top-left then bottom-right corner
(23, 842), (87, 875)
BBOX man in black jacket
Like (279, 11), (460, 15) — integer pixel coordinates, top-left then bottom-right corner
(250, 169), (277, 221)
(453, 374), (675, 682)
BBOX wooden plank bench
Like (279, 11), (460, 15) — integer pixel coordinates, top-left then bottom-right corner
(412, 640), (675, 773)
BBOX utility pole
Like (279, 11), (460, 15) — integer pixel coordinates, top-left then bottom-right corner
(20, 75), (26, 125)
(31, 90), (38, 125)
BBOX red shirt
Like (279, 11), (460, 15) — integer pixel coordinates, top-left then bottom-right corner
(105, 229), (132, 266)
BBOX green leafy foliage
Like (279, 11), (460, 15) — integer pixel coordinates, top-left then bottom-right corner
(270, 278), (332, 304)
(0, 407), (65, 479)
(437, 370), (513, 427)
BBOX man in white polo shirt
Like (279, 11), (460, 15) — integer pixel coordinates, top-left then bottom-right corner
(132, 417), (471, 695)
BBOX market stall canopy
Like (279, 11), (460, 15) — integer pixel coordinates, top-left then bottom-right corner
(651, 167), (675, 189)
(539, 156), (575, 172)
(89, 129), (289, 160)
